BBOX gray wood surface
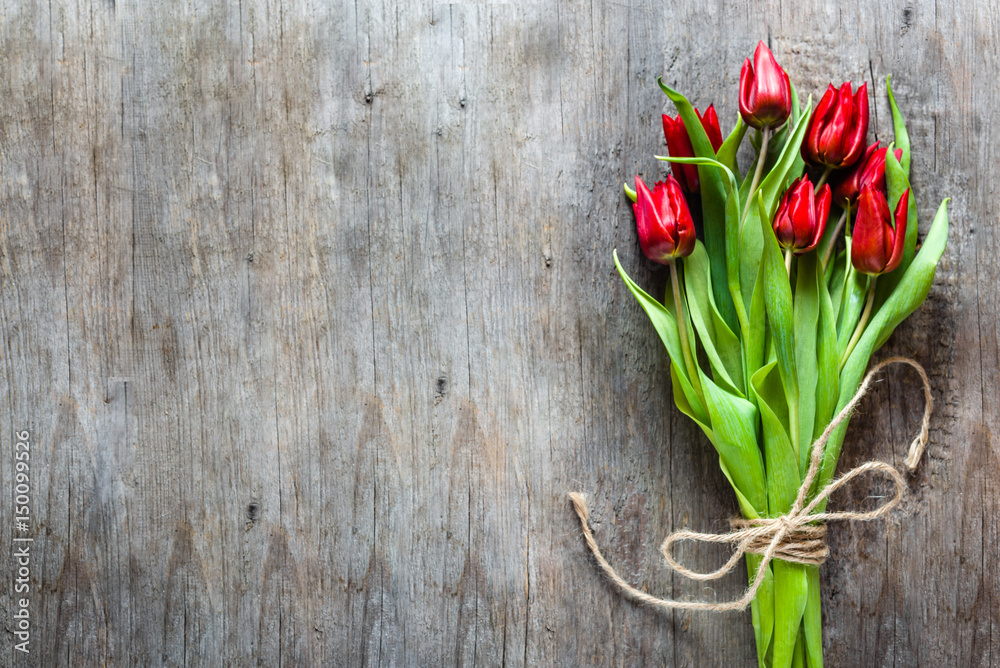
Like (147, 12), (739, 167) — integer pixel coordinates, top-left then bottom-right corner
(0, 0), (993, 665)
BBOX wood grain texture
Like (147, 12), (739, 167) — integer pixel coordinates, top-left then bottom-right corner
(0, 0), (994, 665)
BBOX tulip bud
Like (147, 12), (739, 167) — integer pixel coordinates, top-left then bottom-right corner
(831, 142), (904, 209)
(772, 176), (832, 255)
(633, 176), (696, 264)
(739, 41), (792, 130)
(802, 82), (869, 169)
(851, 184), (909, 275)
(661, 105), (724, 193)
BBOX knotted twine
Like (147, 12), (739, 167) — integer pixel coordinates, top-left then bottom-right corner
(569, 357), (933, 612)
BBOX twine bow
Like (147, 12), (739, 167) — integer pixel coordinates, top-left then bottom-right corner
(570, 357), (933, 612)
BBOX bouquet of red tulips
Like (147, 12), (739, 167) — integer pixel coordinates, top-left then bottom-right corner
(611, 42), (949, 667)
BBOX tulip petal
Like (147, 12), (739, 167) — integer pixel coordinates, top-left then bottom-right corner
(883, 188), (909, 273)
(875, 148), (919, 302)
(771, 175), (828, 254)
(803, 82), (869, 169)
(739, 58), (756, 125)
(886, 75), (911, 177)
(665, 178), (697, 256)
(775, 210), (795, 249)
(663, 113), (700, 192)
(699, 104), (725, 152)
(832, 141), (878, 207)
(804, 86), (837, 164)
(633, 177), (697, 263)
(634, 177), (667, 263)
(740, 42), (791, 129)
(852, 185), (890, 274)
(811, 185), (832, 250)
(840, 83), (869, 168)
(752, 42), (790, 125)
(654, 181), (680, 247)
(818, 85), (851, 165)
(789, 180), (816, 249)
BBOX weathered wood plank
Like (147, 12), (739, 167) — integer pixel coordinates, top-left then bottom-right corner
(0, 0), (996, 665)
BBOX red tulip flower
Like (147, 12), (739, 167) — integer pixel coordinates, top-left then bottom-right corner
(633, 176), (696, 264)
(802, 82), (870, 169)
(739, 41), (792, 130)
(832, 142), (904, 209)
(662, 105), (724, 193)
(851, 184), (909, 275)
(772, 176), (832, 255)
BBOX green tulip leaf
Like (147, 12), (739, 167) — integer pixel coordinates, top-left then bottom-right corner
(887, 75), (911, 178)
(772, 561), (809, 668)
(814, 262), (840, 446)
(739, 97), (813, 313)
(836, 262), (869, 357)
(790, 81), (802, 126)
(764, 124), (789, 174)
(785, 82), (808, 191)
(717, 115), (748, 182)
(803, 566), (824, 668)
(874, 149), (919, 305)
(749, 554), (776, 668)
(656, 155), (738, 192)
(751, 362), (798, 513)
(684, 242), (744, 396)
(868, 198), (950, 352)
(656, 155), (750, 357)
(699, 370), (768, 515)
(815, 207), (846, 274)
(719, 458), (762, 521)
(747, 253), (768, 389)
(738, 133), (760, 209)
(614, 250), (708, 423)
(671, 364), (715, 444)
(755, 95), (813, 213)
(793, 253), (821, 467)
(757, 193), (799, 425)
(828, 250), (848, 315)
(819, 198), (949, 495)
(658, 79), (738, 332)
(623, 181), (637, 203)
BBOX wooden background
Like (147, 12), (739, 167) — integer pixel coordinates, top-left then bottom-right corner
(0, 0), (994, 665)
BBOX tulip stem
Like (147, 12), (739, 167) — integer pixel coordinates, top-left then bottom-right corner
(670, 260), (702, 397)
(785, 249), (794, 277)
(814, 165), (834, 193)
(740, 126), (772, 230)
(821, 210), (849, 271)
(840, 275), (877, 370)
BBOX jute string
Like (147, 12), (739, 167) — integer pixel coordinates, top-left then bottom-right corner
(569, 357), (933, 612)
